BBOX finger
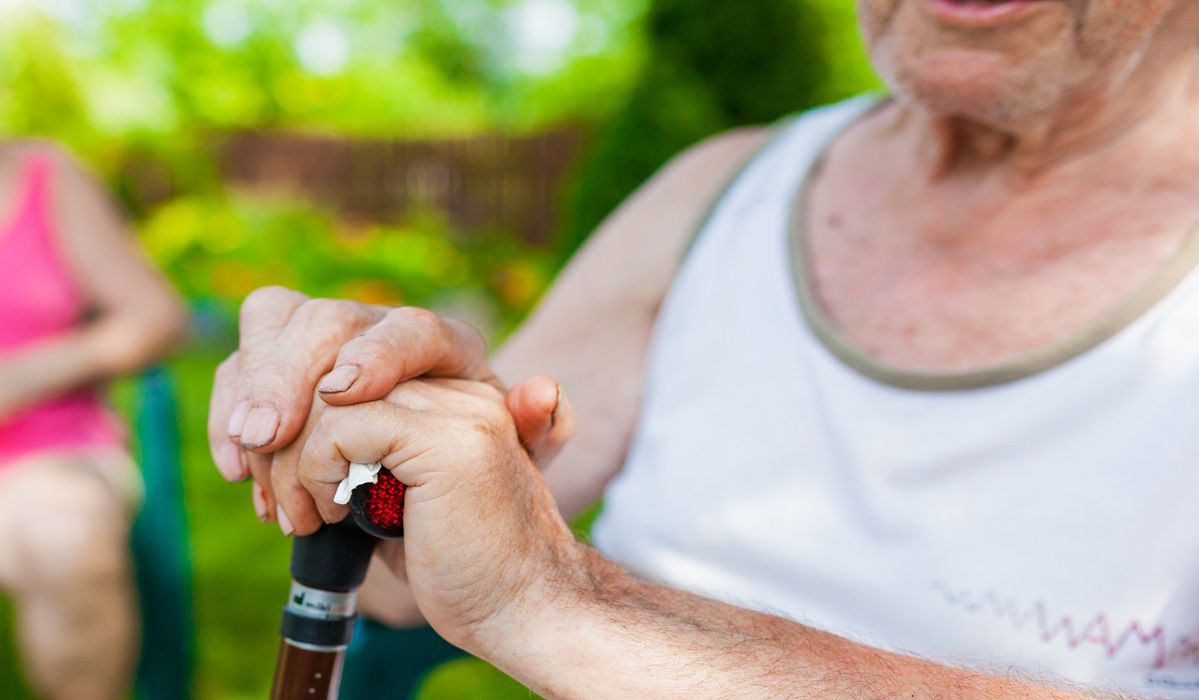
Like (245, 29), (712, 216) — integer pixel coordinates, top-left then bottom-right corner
(246, 451), (276, 523)
(508, 376), (556, 449)
(251, 481), (269, 522)
(507, 377), (574, 465)
(241, 297), (385, 452)
(382, 377), (506, 411)
(271, 458), (322, 536)
(269, 392), (331, 537)
(297, 402), (440, 523)
(317, 308), (499, 407)
(209, 353), (248, 482)
(228, 286), (308, 447)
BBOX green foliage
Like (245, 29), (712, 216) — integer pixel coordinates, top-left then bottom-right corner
(561, 0), (880, 254)
(0, 1), (644, 144)
(0, 598), (33, 699)
(140, 195), (554, 340)
(0, 0), (647, 228)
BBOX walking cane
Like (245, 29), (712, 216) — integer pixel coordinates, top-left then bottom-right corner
(270, 467), (406, 700)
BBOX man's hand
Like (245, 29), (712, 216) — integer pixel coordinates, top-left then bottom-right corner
(296, 378), (580, 650)
(208, 286), (570, 535)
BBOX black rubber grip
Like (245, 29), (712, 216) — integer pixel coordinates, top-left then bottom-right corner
(279, 608), (357, 648)
(290, 519), (378, 591)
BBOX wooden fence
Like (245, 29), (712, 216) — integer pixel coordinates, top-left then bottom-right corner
(214, 128), (584, 245)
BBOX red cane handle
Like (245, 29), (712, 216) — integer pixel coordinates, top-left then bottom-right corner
(348, 469), (406, 539)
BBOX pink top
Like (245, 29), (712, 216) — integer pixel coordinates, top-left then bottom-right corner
(0, 151), (123, 466)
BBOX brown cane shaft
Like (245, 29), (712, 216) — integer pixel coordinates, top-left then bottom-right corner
(270, 640), (344, 700)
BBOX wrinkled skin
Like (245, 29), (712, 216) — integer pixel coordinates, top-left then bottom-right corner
(859, 0), (1199, 127)
(293, 378), (577, 651)
(803, 0), (1199, 372)
(207, 287), (571, 536)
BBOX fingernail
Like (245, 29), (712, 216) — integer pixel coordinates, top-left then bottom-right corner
(227, 400), (252, 438)
(252, 483), (268, 522)
(240, 405), (280, 449)
(319, 364), (361, 394)
(277, 506), (294, 537)
(550, 383), (563, 427)
(217, 442), (249, 482)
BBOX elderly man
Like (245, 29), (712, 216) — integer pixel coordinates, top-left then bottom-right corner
(211, 0), (1199, 696)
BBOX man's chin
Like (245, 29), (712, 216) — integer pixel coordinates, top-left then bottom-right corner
(886, 51), (1047, 124)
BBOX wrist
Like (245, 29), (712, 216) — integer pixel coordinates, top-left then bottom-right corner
(470, 538), (609, 682)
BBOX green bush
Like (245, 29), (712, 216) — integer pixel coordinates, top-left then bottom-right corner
(561, 0), (879, 254)
(141, 195), (555, 344)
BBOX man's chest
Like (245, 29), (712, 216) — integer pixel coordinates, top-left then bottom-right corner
(803, 192), (1195, 373)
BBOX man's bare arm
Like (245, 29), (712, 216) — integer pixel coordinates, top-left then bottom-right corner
(491, 547), (1100, 700)
(493, 125), (773, 517)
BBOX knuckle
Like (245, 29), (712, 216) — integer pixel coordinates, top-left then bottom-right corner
(453, 420), (496, 454)
(442, 398), (518, 463)
(474, 382), (506, 405)
(271, 464), (302, 497)
(460, 394), (510, 430)
(310, 405), (350, 441)
(247, 357), (289, 394)
(296, 459), (328, 491)
(345, 336), (392, 364)
(385, 306), (442, 333)
(269, 467), (291, 494)
(292, 298), (352, 327)
(271, 450), (298, 477)
(295, 470), (315, 492)
(241, 286), (303, 322)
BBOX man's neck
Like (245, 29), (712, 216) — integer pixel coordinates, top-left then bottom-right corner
(909, 51), (1199, 182)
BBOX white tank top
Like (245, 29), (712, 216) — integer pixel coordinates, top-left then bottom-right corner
(592, 96), (1199, 697)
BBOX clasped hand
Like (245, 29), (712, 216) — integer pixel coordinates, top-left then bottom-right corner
(207, 286), (580, 650)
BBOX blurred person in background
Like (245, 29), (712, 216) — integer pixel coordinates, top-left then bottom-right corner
(0, 143), (187, 699)
(214, 0), (1199, 696)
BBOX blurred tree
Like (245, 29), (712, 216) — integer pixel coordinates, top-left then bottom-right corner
(560, 0), (879, 254)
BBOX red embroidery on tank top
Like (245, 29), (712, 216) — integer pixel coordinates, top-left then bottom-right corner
(931, 582), (1199, 669)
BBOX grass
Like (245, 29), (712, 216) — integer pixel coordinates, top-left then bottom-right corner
(0, 352), (548, 698)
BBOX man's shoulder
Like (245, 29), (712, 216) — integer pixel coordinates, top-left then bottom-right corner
(668, 94), (884, 197)
(567, 94), (888, 309)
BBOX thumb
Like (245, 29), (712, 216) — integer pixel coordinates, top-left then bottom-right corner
(506, 376), (574, 467)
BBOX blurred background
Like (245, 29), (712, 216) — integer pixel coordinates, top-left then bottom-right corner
(0, 0), (878, 696)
